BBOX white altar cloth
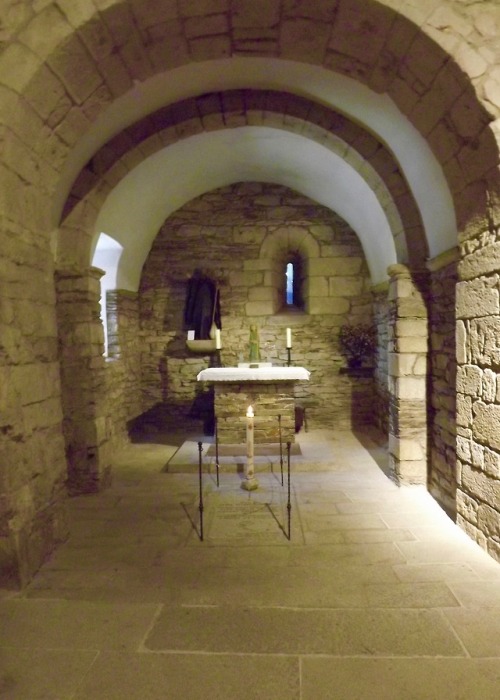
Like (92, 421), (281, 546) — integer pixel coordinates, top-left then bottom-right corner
(197, 367), (310, 382)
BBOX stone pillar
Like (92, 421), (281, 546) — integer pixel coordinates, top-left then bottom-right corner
(387, 265), (429, 484)
(55, 267), (111, 494)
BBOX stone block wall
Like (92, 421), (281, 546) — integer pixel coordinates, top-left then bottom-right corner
(0, 224), (68, 587)
(456, 227), (500, 562)
(163, 355), (211, 418)
(427, 252), (458, 516)
(137, 183), (377, 432)
(214, 383), (295, 445)
(102, 359), (131, 456)
(106, 289), (144, 421)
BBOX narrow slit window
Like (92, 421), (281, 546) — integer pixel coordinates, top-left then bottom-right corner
(286, 262), (294, 305)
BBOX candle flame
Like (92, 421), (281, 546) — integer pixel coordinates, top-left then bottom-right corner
(246, 405), (254, 418)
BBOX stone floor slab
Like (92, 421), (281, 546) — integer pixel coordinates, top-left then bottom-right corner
(396, 540), (497, 565)
(145, 606), (464, 656)
(447, 580), (500, 607)
(340, 528), (416, 544)
(303, 513), (389, 531)
(393, 562), (482, 583)
(0, 600), (159, 651)
(287, 542), (405, 567)
(0, 648), (97, 700)
(73, 652), (300, 700)
(301, 658), (500, 700)
(172, 564), (402, 607)
(443, 607), (500, 657)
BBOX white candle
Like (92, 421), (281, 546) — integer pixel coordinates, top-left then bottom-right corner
(187, 330), (195, 340)
(286, 327), (292, 348)
(215, 328), (221, 349)
(246, 405), (254, 477)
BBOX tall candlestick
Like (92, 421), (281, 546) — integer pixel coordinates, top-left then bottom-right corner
(215, 328), (221, 349)
(246, 405), (254, 468)
(286, 327), (292, 348)
(242, 405), (258, 491)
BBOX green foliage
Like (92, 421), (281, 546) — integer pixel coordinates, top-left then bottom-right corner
(338, 324), (376, 359)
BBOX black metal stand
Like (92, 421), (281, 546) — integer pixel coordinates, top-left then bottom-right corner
(215, 417), (220, 487)
(286, 347), (292, 366)
(287, 441), (291, 540)
(196, 425), (291, 542)
(278, 414), (284, 486)
(198, 441), (204, 541)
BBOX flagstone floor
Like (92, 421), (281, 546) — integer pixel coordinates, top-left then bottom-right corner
(1, 428), (500, 699)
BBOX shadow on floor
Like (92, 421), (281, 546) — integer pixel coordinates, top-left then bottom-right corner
(352, 426), (391, 479)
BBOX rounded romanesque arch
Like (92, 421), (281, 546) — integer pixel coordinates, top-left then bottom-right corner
(58, 90), (415, 285)
(2, 0), (500, 587)
(1, 1), (498, 241)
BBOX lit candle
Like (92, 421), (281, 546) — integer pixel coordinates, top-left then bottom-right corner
(246, 405), (254, 477)
(286, 327), (292, 348)
(242, 405), (258, 491)
(215, 328), (221, 350)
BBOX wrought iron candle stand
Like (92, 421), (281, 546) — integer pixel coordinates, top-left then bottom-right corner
(214, 417), (220, 487)
(286, 441), (292, 540)
(197, 441), (204, 541)
(278, 414), (284, 486)
(196, 415), (293, 542)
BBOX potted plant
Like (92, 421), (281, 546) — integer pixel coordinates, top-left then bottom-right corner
(338, 323), (376, 368)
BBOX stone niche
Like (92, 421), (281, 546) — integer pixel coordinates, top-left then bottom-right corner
(137, 182), (380, 432)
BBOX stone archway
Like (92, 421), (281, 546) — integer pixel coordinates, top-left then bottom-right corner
(2, 0), (500, 587)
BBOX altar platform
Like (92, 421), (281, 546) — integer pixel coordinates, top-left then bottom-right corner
(197, 365), (310, 445)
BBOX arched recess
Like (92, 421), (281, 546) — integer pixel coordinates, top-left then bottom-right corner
(92, 128), (399, 289)
(57, 87), (426, 285)
(33, 0), (494, 236)
(136, 180), (378, 427)
(58, 59), (456, 259)
(90, 233), (124, 354)
(32, 1), (494, 558)
(51, 66), (473, 517)
(259, 225), (320, 315)
(42, 0), (496, 528)
(52, 87), (420, 514)
(2, 0), (500, 588)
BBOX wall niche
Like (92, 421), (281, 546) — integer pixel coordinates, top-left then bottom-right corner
(137, 182), (380, 432)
